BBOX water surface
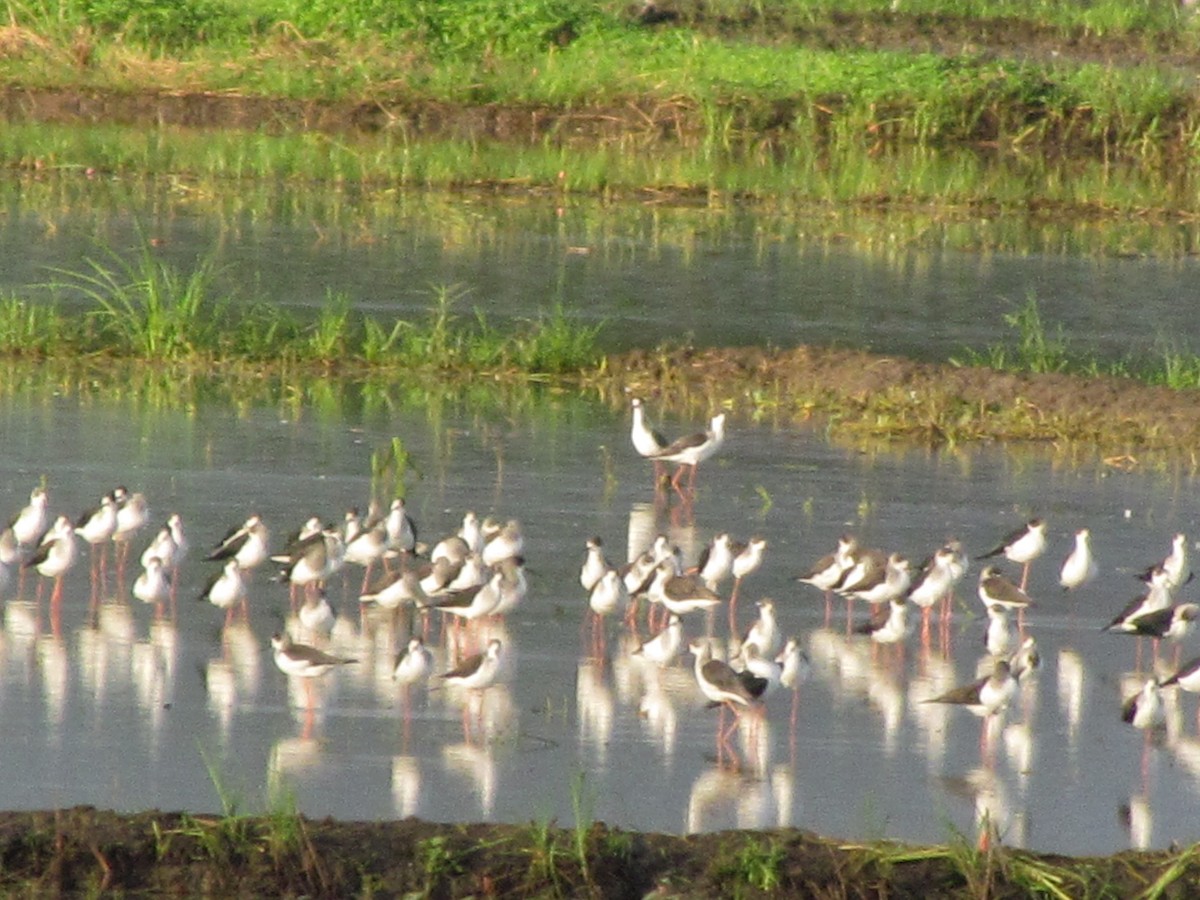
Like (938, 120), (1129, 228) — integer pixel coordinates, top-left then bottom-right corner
(0, 384), (1196, 856)
(4, 176), (1200, 363)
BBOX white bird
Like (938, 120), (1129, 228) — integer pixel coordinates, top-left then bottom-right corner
(393, 636), (435, 688)
(343, 522), (389, 591)
(695, 533), (735, 592)
(633, 614), (684, 667)
(728, 536), (767, 629)
(112, 488), (149, 567)
(1059, 528), (1098, 591)
(482, 519), (524, 567)
(271, 633), (356, 709)
(1009, 636), (1041, 684)
(298, 588), (335, 637)
(580, 536), (611, 593)
(589, 568), (628, 621)
(740, 598), (781, 659)
(76, 493), (118, 575)
(490, 557), (528, 618)
(984, 603), (1014, 657)
(141, 519), (181, 572)
(10, 486), (49, 547)
(776, 638), (811, 690)
(854, 597), (911, 646)
(199, 560), (247, 626)
(384, 498), (418, 555)
(132, 556), (170, 607)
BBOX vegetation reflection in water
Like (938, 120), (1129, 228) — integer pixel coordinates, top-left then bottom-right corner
(7, 125), (1200, 254)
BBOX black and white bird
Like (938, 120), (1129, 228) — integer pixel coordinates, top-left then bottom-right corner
(271, 632), (356, 680)
(978, 566), (1034, 614)
(796, 534), (859, 619)
(1103, 565), (1174, 634)
(844, 552), (911, 607)
(689, 640), (768, 743)
(580, 536), (612, 593)
(207, 514), (270, 573)
(978, 518), (1047, 591)
(651, 412), (727, 493)
(648, 560), (723, 617)
(200, 559), (247, 626)
(384, 498), (418, 556)
(908, 545), (957, 619)
(440, 638), (505, 695)
(23, 515), (78, 603)
(924, 658), (1017, 719)
(1121, 679), (1166, 732)
(728, 536), (767, 630)
(1140, 533), (1192, 594)
(630, 397), (670, 482)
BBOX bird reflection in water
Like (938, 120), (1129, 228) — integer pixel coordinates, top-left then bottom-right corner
(38, 633), (69, 734)
(201, 621), (262, 743)
(686, 716), (780, 832)
(442, 742), (497, 818)
(267, 735), (323, 803)
(577, 659), (615, 768)
(391, 755), (422, 818)
(132, 618), (178, 750)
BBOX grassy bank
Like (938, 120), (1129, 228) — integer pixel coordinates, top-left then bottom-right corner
(3, 806), (1196, 898)
(0, 248), (602, 375)
(4, 1), (1200, 169)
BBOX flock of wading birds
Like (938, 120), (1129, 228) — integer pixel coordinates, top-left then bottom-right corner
(0, 397), (1196, 747)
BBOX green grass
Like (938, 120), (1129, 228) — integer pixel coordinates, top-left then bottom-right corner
(7, 247), (604, 375)
(3, 1), (1200, 165)
(953, 293), (1200, 389)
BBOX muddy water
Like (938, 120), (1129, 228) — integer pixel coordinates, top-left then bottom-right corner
(0, 385), (1197, 856)
(4, 179), (1200, 363)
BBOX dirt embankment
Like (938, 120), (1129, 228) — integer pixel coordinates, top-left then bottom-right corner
(0, 806), (1182, 898)
(601, 345), (1200, 464)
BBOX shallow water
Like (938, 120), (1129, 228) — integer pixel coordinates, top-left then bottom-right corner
(0, 385), (1197, 856)
(4, 177), (1200, 363)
